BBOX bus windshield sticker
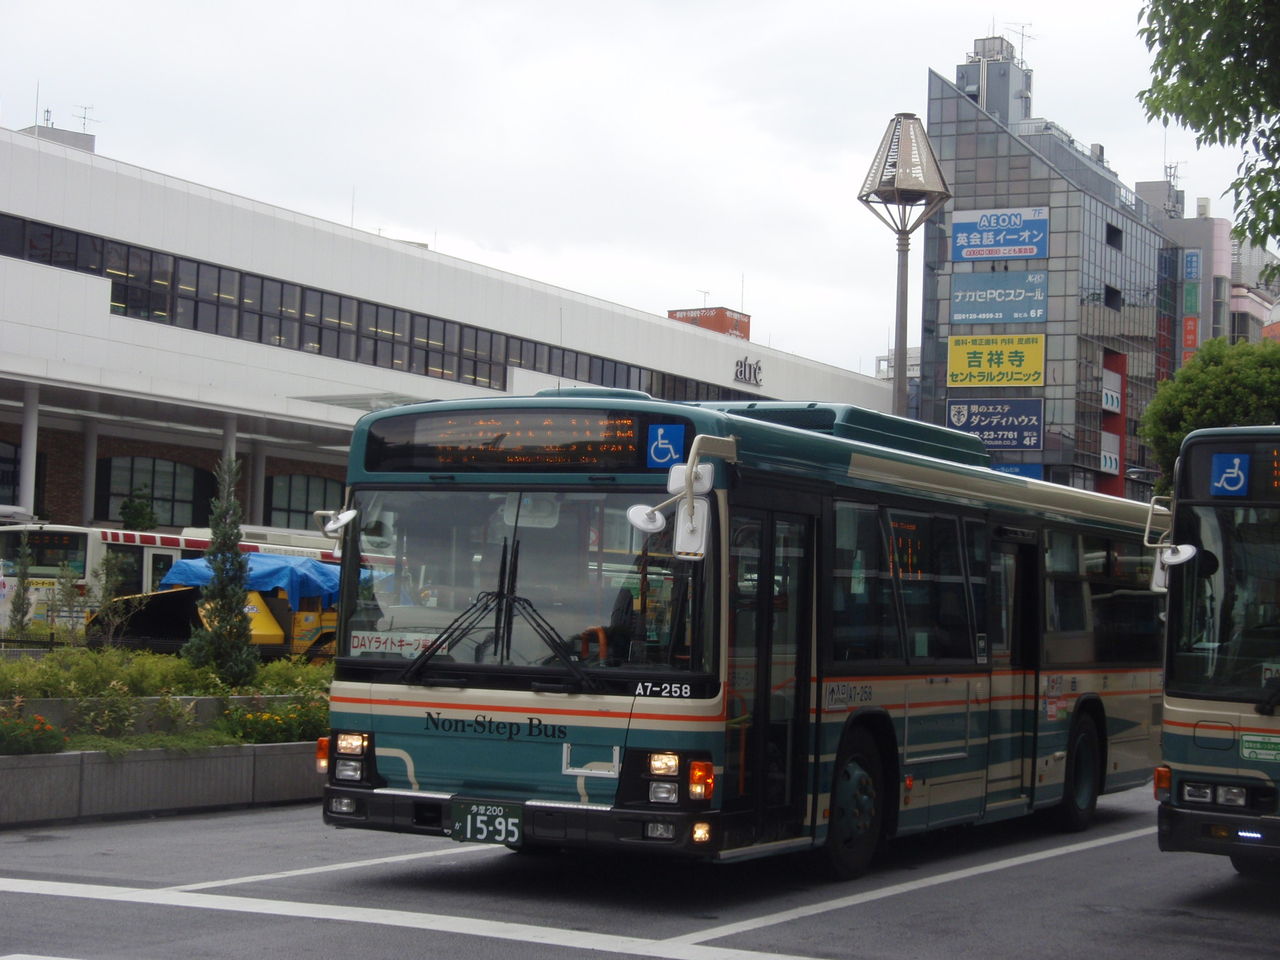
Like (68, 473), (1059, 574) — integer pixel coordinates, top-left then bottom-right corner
(351, 631), (433, 658)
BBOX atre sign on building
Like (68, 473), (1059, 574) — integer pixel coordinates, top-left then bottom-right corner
(734, 357), (763, 387)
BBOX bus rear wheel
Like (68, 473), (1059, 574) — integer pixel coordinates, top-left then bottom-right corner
(1055, 714), (1100, 832)
(823, 728), (883, 880)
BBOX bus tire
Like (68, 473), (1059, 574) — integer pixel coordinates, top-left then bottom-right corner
(1230, 852), (1277, 877)
(1055, 713), (1100, 832)
(823, 727), (883, 880)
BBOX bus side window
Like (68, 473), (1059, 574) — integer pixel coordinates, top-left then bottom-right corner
(830, 502), (900, 661)
(889, 511), (973, 661)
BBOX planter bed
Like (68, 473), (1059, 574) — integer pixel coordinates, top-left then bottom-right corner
(0, 741), (322, 828)
(4, 695), (299, 736)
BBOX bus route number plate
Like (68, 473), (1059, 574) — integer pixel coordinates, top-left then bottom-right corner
(450, 800), (522, 845)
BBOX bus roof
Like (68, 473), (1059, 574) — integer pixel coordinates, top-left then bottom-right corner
(350, 390), (1153, 533)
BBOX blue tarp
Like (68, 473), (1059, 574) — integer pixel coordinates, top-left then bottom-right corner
(159, 554), (340, 609)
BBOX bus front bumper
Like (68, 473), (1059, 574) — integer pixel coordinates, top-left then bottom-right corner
(322, 784), (722, 857)
(1158, 802), (1280, 862)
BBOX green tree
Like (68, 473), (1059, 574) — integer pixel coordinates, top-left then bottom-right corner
(118, 486), (158, 532)
(85, 551), (148, 646)
(51, 560), (89, 643)
(1140, 338), (1280, 489)
(1138, 0), (1280, 281)
(181, 457), (257, 687)
(5, 532), (33, 639)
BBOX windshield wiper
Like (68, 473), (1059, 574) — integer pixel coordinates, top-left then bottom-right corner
(399, 589), (500, 684)
(398, 536), (601, 692)
(400, 537), (516, 683)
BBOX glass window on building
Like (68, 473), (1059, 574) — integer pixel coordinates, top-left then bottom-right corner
(268, 475), (343, 530)
(96, 456), (210, 527)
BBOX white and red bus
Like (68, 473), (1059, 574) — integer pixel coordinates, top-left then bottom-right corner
(0, 522), (336, 631)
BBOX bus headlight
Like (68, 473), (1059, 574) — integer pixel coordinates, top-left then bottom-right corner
(1182, 782), (1213, 804)
(649, 782), (679, 803)
(336, 732), (369, 755)
(1216, 785), (1248, 807)
(334, 759), (364, 781)
(649, 753), (680, 777)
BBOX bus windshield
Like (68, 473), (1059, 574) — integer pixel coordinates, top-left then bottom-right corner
(1166, 504), (1280, 701)
(0, 528), (88, 577)
(339, 488), (714, 679)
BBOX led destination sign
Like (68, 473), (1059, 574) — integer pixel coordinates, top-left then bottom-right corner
(365, 408), (694, 473)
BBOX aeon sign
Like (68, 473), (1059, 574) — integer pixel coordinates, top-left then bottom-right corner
(734, 357), (763, 387)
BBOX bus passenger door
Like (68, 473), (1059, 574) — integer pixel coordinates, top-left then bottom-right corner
(723, 507), (813, 848)
(144, 548), (180, 593)
(985, 537), (1038, 813)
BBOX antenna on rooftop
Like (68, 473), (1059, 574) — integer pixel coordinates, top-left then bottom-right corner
(42, 108), (53, 127)
(1005, 22), (1036, 64)
(697, 289), (710, 307)
(73, 105), (99, 134)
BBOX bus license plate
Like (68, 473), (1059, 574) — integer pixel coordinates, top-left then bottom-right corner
(450, 800), (523, 845)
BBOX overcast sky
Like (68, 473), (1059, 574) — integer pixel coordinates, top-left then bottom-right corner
(1, 0), (1245, 376)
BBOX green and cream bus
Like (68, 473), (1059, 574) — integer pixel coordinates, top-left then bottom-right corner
(317, 389), (1163, 877)
(1153, 426), (1280, 875)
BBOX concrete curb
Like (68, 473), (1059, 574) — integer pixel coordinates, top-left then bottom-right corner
(0, 741), (322, 828)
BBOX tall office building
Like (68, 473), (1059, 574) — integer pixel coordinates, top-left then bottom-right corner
(921, 38), (1171, 496)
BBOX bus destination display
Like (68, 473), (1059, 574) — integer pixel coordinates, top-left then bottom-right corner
(365, 408), (693, 472)
(1182, 441), (1280, 501)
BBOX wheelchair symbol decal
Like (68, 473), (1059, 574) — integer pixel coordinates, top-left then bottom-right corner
(1210, 453), (1249, 497)
(647, 424), (685, 468)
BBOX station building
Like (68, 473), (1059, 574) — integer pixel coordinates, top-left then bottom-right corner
(0, 125), (886, 529)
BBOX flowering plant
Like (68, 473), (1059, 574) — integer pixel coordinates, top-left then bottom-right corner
(0, 700), (69, 755)
(220, 692), (328, 744)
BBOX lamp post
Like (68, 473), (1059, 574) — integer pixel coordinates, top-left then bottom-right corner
(859, 113), (951, 418)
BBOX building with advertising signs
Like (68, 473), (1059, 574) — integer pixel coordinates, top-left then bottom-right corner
(0, 124), (885, 527)
(919, 38), (1176, 496)
(919, 38), (1280, 497)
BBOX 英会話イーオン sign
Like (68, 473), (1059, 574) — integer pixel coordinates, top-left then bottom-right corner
(951, 207), (1048, 261)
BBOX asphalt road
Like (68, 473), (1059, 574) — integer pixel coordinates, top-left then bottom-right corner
(1, 786), (1278, 960)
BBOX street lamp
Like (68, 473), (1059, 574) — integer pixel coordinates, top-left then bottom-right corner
(859, 112), (950, 417)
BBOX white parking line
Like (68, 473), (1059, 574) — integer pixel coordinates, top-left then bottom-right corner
(165, 842), (497, 891)
(0, 878), (818, 960)
(662, 826), (1157, 946)
(0, 825), (1156, 960)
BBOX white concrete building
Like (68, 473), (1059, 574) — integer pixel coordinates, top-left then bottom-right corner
(0, 125), (886, 528)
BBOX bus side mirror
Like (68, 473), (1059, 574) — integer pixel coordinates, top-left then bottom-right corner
(315, 508), (357, 537)
(673, 497), (711, 561)
(1151, 543), (1196, 592)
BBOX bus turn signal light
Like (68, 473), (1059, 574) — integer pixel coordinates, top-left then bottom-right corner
(1154, 765), (1171, 802)
(688, 761), (715, 800)
(315, 736), (330, 774)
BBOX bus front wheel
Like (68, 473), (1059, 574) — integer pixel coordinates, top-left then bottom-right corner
(1230, 852), (1278, 877)
(823, 728), (883, 880)
(1055, 714), (1100, 832)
